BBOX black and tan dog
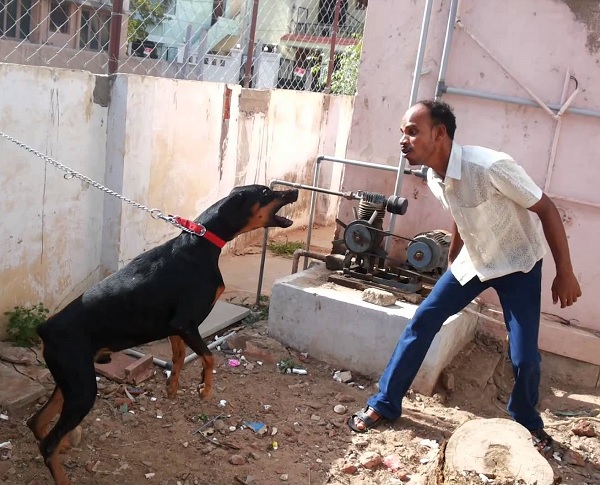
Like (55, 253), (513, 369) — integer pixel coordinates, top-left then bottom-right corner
(27, 184), (298, 485)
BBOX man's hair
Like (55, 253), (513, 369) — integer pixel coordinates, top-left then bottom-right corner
(416, 100), (457, 140)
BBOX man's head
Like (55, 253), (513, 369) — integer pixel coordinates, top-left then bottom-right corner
(400, 100), (456, 168)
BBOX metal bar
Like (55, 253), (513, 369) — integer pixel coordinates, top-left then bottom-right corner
(292, 249), (328, 274)
(546, 71), (575, 192)
(123, 331), (237, 369)
(108, 0), (124, 75)
(244, 0), (260, 88)
(270, 180), (362, 199)
(456, 21), (557, 120)
(435, 0), (459, 100)
(304, 159), (322, 270)
(386, 0), (435, 252)
(442, 86), (600, 119)
(324, 0), (342, 93)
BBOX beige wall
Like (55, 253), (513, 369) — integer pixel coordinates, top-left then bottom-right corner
(342, 0), (600, 361)
(0, 63), (353, 337)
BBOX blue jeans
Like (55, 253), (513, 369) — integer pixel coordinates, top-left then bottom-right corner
(367, 260), (544, 431)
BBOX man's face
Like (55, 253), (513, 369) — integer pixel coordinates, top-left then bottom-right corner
(399, 104), (439, 166)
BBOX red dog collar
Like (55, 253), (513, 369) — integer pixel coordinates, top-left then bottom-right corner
(173, 217), (226, 249)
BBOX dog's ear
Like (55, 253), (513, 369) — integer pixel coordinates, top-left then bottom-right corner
(218, 191), (248, 216)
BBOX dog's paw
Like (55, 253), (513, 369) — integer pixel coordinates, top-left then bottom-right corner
(198, 383), (211, 399)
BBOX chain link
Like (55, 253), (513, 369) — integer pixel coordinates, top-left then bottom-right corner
(0, 130), (199, 236)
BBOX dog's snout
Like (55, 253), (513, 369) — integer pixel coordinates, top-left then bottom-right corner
(283, 189), (299, 202)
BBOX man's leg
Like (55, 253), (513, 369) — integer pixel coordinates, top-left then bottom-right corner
(493, 260), (544, 431)
(352, 270), (488, 430)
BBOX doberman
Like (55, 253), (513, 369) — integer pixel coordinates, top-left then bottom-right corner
(26, 184), (299, 485)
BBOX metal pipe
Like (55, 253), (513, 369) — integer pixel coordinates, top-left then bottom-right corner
(244, 0), (260, 88)
(325, 0), (342, 93)
(108, 0), (124, 75)
(304, 159), (322, 271)
(292, 249), (328, 274)
(270, 179), (363, 199)
(546, 71), (576, 192)
(442, 85), (600, 119)
(435, 0), (459, 100)
(456, 21), (557, 120)
(123, 331), (237, 369)
(386, 0), (435, 252)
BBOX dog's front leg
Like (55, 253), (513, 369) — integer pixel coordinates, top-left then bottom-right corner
(178, 331), (214, 399)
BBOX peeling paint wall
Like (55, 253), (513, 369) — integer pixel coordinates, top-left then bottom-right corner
(342, 0), (600, 340)
(0, 64), (108, 337)
(0, 66), (353, 336)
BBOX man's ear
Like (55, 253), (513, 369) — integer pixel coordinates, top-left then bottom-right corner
(434, 124), (447, 141)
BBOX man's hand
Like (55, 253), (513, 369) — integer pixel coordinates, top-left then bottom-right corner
(551, 270), (582, 308)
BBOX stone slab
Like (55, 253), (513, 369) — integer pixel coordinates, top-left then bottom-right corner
(0, 362), (47, 410)
(133, 300), (250, 361)
(268, 264), (479, 396)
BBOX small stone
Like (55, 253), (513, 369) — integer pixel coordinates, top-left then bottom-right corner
(305, 401), (323, 410)
(334, 392), (355, 403)
(359, 451), (382, 469)
(563, 449), (585, 467)
(229, 454), (245, 465)
(333, 371), (353, 383)
(182, 442), (189, 448)
(383, 453), (402, 472)
(572, 420), (596, 437)
(246, 363), (255, 371)
(334, 404), (347, 414)
(440, 372), (455, 392)
(341, 463), (358, 474)
(354, 439), (368, 448)
(310, 414), (321, 421)
(141, 460), (153, 467)
(362, 288), (397, 306)
(249, 451), (261, 460)
(279, 474), (288, 481)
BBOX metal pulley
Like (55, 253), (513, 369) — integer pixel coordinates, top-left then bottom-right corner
(406, 230), (451, 273)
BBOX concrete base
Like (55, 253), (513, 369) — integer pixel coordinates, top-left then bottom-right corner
(268, 264), (479, 396)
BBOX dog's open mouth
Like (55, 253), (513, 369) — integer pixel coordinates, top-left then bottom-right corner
(272, 190), (299, 228)
(273, 213), (294, 228)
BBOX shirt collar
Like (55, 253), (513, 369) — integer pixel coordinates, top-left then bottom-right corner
(445, 141), (463, 180)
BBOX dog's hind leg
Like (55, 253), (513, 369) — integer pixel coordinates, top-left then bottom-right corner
(27, 386), (64, 441)
(40, 353), (97, 485)
(166, 335), (186, 399)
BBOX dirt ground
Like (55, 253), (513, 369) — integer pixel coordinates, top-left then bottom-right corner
(1, 314), (600, 485)
(1, 238), (600, 485)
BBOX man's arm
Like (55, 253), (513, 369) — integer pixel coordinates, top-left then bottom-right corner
(528, 194), (582, 308)
(448, 220), (463, 266)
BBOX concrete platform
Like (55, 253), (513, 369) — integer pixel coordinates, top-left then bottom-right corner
(268, 264), (479, 396)
(0, 362), (46, 410)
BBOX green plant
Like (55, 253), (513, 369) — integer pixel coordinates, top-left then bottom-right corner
(268, 240), (304, 258)
(128, 0), (171, 43)
(4, 303), (49, 347)
(241, 295), (270, 325)
(309, 35), (363, 95)
(330, 34), (363, 95)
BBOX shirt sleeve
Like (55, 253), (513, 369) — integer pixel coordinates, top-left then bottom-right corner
(488, 159), (543, 208)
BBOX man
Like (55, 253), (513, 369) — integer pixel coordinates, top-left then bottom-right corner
(348, 100), (582, 450)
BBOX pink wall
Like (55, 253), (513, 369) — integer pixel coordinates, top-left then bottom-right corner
(342, 0), (600, 335)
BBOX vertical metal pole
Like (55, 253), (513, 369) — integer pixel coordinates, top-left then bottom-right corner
(324, 0), (342, 94)
(244, 0), (260, 88)
(179, 24), (193, 79)
(435, 0), (459, 100)
(303, 158), (322, 269)
(385, 0), (434, 252)
(108, 0), (124, 75)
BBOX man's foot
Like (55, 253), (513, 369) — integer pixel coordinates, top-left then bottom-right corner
(531, 428), (553, 454)
(347, 406), (384, 433)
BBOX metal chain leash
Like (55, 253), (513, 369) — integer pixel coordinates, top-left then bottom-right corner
(0, 130), (199, 236)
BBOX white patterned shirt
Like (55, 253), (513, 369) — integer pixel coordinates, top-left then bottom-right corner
(427, 142), (546, 285)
